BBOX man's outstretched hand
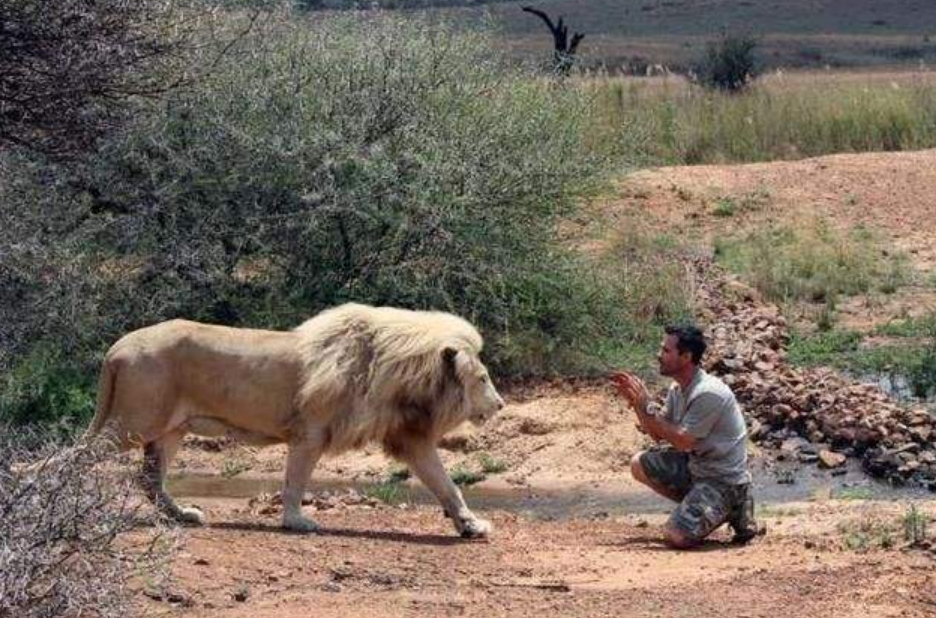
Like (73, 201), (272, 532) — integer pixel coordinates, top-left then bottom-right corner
(609, 371), (650, 415)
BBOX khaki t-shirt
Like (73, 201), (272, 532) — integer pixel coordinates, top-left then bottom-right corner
(664, 368), (751, 485)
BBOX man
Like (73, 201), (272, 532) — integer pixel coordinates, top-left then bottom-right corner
(612, 325), (761, 548)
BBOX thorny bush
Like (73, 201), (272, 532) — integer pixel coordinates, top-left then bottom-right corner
(0, 430), (176, 618)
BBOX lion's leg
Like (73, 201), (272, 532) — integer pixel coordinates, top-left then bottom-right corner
(281, 436), (325, 533)
(401, 441), (492, 539)
(141, 429), (205, 526)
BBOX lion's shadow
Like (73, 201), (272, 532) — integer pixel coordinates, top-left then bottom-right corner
(206, 521), (473, 546)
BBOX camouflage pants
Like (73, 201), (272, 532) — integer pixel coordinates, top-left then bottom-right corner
(639, 448), (752, 542)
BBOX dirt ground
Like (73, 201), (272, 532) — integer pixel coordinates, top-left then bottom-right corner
(144, 149), (936, 618)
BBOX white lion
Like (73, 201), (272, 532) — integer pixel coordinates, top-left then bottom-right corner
(86, 303), (505, 538)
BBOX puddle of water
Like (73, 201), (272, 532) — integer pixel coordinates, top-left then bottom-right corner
(167, 455), (930, 521)
(854, 371), (936, 406)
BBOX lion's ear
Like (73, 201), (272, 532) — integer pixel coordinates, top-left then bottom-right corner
(442, 347), (471, 383)
(442, 347), (458, 366)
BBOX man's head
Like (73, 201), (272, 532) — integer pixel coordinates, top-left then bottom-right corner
(657, 324), (706, 377)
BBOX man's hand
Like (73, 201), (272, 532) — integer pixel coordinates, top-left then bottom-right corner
(609, 371), (650, 415)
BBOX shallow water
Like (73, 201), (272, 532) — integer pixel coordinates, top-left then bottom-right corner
(167, 456), (929, 520)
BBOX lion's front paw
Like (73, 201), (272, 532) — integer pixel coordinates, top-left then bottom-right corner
(179, 506), (206, 526)
(454, 515), (492, 539)
(283, 513), (321, 533)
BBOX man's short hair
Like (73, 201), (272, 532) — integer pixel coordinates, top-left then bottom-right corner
(664, 324), (707, 364)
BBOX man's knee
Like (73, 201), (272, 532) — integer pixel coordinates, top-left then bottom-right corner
(630, 452), (648, 484)
(664, 524), (701, 549)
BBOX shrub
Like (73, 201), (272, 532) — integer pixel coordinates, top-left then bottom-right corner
(902, 503), (929, 546)
(694, 33), (759, 93)
(0, 0), (234, 157)
(0, 346), (96, 430)
(0, 431), (175, 617)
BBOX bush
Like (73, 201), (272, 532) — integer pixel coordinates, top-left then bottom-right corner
(1, 11), (625, 390)
(0, 0), (232, 157)
(0, 431), (175, 617)
(0, 346), (96, 429)
(694, 32), (759, 93)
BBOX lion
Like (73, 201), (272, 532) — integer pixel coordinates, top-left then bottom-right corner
(86, 303), (505, 538)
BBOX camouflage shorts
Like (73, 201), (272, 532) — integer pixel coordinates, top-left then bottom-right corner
(639, 448), (749, 542)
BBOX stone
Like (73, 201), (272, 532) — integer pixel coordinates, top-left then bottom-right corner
(818, 450), (846, 469)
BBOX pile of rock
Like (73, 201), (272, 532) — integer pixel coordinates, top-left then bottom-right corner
(694, 260), (936, 489)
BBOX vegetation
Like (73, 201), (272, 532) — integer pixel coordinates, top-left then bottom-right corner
(450, 466), (487, 487)
(2, 10), (674, 428)
(0, 431), (175, 617)
(592, 73), (936, 164)
(714, 219), (908, 307)
(902, 503), (929, 547)
(362, 479), (408, 505)
(838, 504), (931, 551)
(478, 452), (508, 474)
(693, 33), (759, 93)
(789, 313), (936, 400)
(0, 0), (239, 157)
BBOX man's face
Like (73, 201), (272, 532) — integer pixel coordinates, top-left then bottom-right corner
(657, 334), (692, 377)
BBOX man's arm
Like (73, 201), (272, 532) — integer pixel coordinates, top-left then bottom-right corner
(611, 372), (696, 449)
(635, 409), (698, 452)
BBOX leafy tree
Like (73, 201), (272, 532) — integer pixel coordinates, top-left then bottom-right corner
(694, 32), (759, 93)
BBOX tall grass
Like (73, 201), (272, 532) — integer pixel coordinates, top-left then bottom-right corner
(589, 71), (936, 164)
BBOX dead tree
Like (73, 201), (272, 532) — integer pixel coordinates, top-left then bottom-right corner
(521, 6), (585, 75)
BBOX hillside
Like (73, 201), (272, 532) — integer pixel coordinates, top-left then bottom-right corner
(424, 0), (936, 70)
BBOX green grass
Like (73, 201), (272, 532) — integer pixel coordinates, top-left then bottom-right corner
(220, 457), (253, 479)
(789, 327), (935, 399)
(835, 487), (875, 501)
(450, 466), (486, 487)
(387, 465), (411, 483)
(873, 314), (936, 338)
(477, 453), (508, 475)
(755, 505), (803, 519)
(363, 480), (408, 505)
(788, 329), (863, 366)
(714, 220), (909, 308)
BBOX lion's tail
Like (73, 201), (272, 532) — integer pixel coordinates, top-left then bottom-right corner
(85, 357), (118, 438)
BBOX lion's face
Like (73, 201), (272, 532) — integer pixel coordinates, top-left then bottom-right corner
(451, 350), (505, 426)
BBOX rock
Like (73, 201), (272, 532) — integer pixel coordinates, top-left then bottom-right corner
(818, 450), (846, 469)
(233, 587), (250, 603)
(438, 432), (480, 452)
(781, 437), (811, 454)
(798, 452), (819, 464)
(518, 418), (555, 436)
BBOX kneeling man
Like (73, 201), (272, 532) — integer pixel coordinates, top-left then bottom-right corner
(613, 325), (761, 548)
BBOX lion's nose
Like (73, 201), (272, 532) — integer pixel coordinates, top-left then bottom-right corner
(496, 398), (505, 411)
